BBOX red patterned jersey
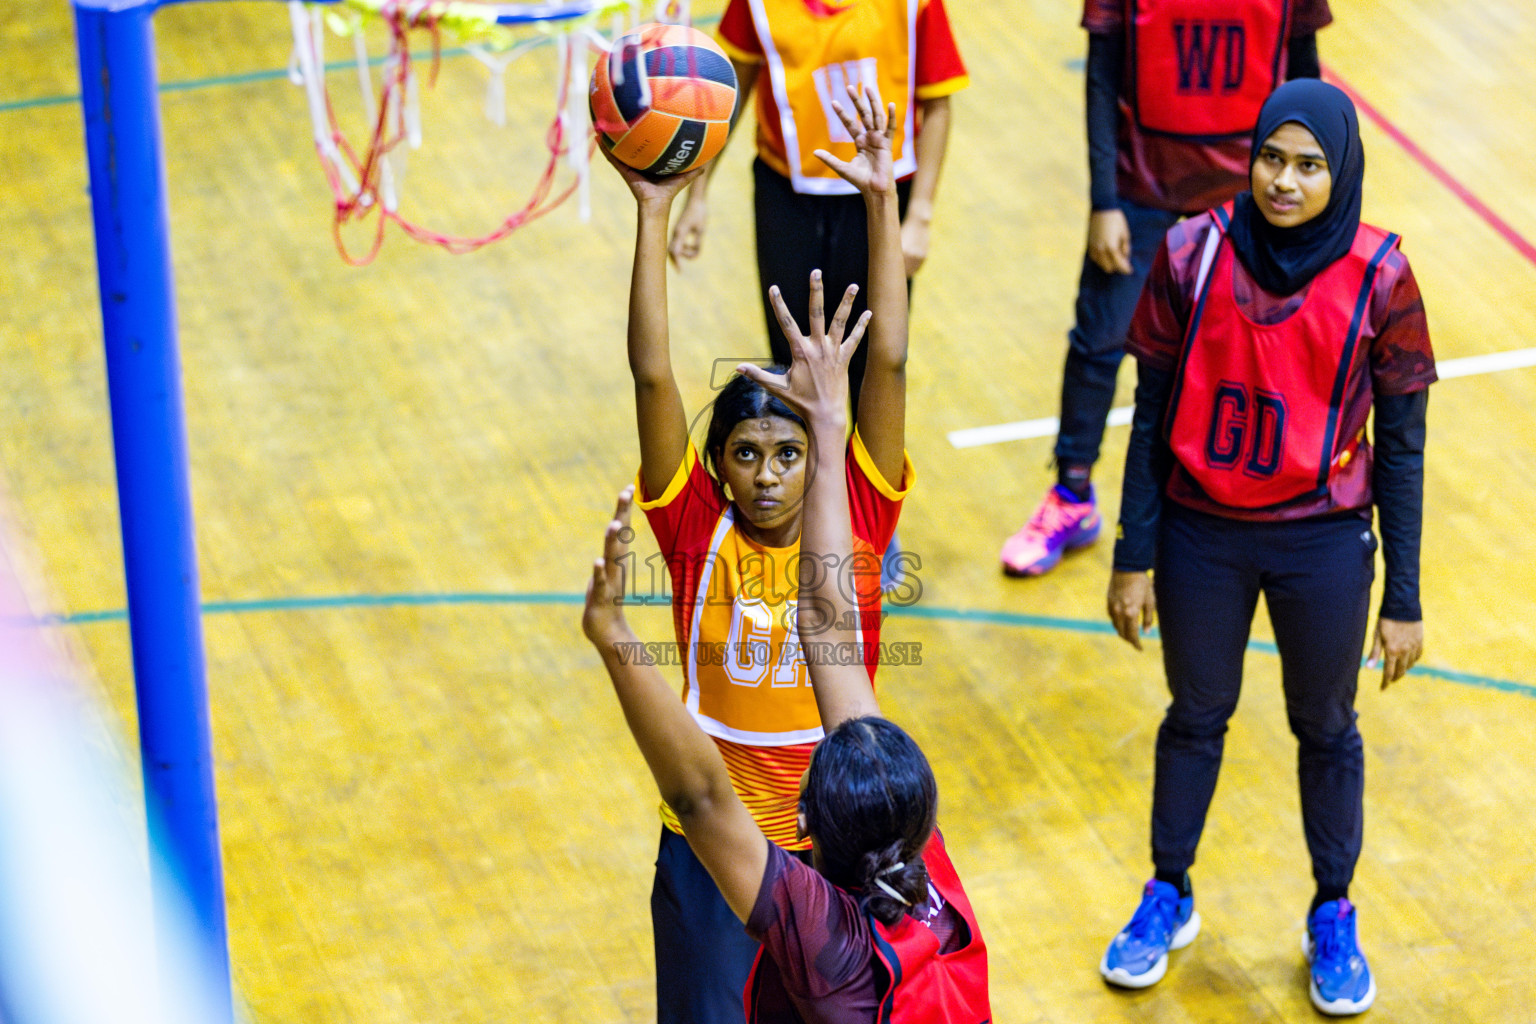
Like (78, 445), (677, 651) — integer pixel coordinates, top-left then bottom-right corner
(1128, 208), (1436, 521)
(866, 831), (989, 1024)
(744, 830), (987, 1024)
(1166, 203), (1400, 508)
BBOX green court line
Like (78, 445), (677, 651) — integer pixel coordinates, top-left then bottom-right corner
(0, 52), (465, 113)
(0, 13), (723, 115)
(35, 592), (1536, 700)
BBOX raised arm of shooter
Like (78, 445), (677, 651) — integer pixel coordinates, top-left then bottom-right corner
(739, 274), (881, 729)
(603, 151), (705, 499)
(814, 82), (909, 486)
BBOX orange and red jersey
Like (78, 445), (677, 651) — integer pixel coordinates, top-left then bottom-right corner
(636, 431), (912, 848)
(1083, 0), (1332, 213)
(1127, 207), (1436, 523)
(718, 0), (968, 194)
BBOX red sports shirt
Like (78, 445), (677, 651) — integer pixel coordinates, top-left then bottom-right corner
(744, 830), (987, 1024)
(1083, 0), (1333, 213)
(1165, 204), (1402, 509)
(1128, 209), (1436, 522)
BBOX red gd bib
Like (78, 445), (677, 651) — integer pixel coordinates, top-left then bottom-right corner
(1167, 205), (1400, 509)
(1129, 0), (1290, 139)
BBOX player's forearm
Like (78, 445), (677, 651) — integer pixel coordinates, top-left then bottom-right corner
(904, 96), (950, 233)
(798, 410), (881, 726)
(852, 146), (910, 484)
(628, 203), (676, 386)
(864, 187), (909, 372)
(629, 204), (690, 491)
(1112, 363), (1173, 573)
(1372, 389), (1428, 622)
(1286, 33), (1320, 80)
(597, 634), (737, 819)
(1085, 32), (1122, 211)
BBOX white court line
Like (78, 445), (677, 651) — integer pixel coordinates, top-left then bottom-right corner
(1433, 347), (1536, 379)
(947, 347), (1536, 449)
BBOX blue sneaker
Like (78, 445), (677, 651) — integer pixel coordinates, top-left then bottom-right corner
(1100, 879), (1201, 988)
(1305, 898), (1376, 1015)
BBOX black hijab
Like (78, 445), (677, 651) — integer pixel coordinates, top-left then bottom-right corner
(1228, 79), (1365, 295)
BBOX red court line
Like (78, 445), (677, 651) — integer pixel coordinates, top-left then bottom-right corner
(1324, 65), (1536, 269)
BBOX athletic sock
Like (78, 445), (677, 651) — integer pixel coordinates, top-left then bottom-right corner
(1057, 462), (1092, 501)
(1154, 870), (1192, 898)
(1310, 887), (1348, 916)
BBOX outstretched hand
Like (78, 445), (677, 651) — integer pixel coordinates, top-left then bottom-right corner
(600, 145), (706, 207)
(737, 271), (870, 424)
(813, 81), (897, 197)
(581, 486), (637, 646)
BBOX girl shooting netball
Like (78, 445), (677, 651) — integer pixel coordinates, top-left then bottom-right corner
(582, 266), (988, 1023)
(602, 82), (915, 1023)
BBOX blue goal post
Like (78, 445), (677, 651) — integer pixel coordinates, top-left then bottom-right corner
(71, 0), (598, 1018)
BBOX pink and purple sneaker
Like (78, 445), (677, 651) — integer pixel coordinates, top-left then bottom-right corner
(1000, 485), (1101, 577)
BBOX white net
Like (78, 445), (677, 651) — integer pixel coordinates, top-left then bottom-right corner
(286, 0), (693, 262)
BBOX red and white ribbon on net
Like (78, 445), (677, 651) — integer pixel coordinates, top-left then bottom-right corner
(286, 0), (676, 263)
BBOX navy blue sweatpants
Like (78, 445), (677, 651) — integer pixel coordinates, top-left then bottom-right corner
(653, 827), (759, 1024)
(1056, 198), (1181, 468)
(1150, 505), (1377, 893)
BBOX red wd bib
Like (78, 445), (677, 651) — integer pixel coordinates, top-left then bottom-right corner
(1166, 205), (1401, 509)
(1129, 0), (1290, 139)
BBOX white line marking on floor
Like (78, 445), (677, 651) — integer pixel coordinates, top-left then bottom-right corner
(947, 347), (1536, 449)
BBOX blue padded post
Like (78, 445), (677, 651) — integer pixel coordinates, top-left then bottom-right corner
(74, 1), (233, 1018)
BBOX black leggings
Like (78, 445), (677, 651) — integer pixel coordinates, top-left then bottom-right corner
(1151, 504), (1377, 893)
(1056, 197), (1180, 468)
(653, 826), (758, 1024)
(752, 158), (911, 418)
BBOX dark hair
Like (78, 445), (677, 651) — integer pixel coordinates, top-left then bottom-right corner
(702, 369), (806, 484)
(801, 716), (938, 926)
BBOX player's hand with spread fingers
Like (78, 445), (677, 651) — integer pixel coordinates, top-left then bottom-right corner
(1367, 617), (1423, 689)
(1107, 570), (1156, 651)
(813, 82), (897, 198)
(737, 270), (871, 426)
(581, 486), (639, 647)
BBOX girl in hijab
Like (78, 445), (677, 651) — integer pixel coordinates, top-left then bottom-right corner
(1099, 79), (1436, 1015)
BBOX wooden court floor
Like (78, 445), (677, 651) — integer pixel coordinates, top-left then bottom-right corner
(2, 1), (1533, 1021)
